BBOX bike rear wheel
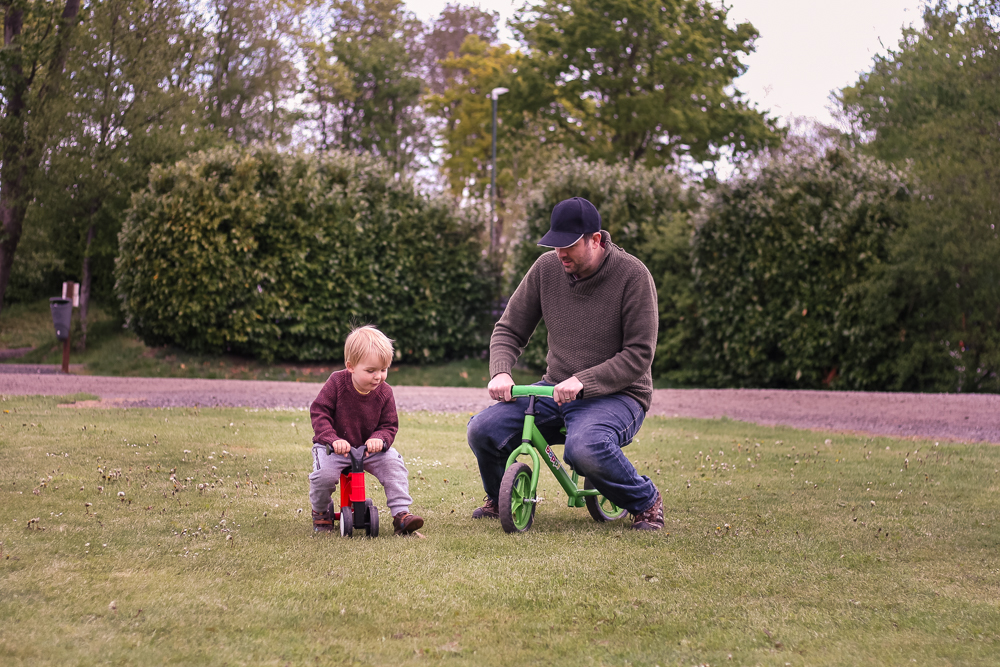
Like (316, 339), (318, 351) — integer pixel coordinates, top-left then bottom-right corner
(583, 478), (628, 522)
(499, 462), (536, 534)
(365, 499), (379, 537)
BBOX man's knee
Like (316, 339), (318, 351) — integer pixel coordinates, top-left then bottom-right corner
(563, 430), (615, 475)
(467, 410), (486, 435)
(467, 411), (492, 449)
(467, 405), (515, 449)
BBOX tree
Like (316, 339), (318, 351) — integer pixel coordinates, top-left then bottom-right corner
(838, 0), (1000, 391)
(426, 34), (574, 252)
(199, 0), (300, 145)
(508, 0), (780, 168)
(426, 35), (517, 198)
(32, 0), (205, 347)
(0, 0), (83, 316)
(423, 2), (499, 95)
(300, 0), (426, 170)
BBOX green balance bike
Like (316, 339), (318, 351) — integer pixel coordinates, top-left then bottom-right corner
(498, 385), (629, 533)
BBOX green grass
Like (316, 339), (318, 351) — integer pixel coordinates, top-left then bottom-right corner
(2, 395), (998, 665)
(0, 299), (539, 385)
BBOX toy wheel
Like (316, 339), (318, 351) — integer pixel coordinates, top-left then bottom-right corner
(340, 506), (354, 537)
(584, 478), (628, 522)
(365, 499), (379, 538)
(499, 462), (536, 534)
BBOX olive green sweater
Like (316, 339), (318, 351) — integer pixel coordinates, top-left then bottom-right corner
(489, 231), (658, 411)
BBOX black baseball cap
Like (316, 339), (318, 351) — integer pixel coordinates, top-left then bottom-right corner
(537, 197), (602, 248)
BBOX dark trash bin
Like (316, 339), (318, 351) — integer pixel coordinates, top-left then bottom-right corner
(50, 297), (72, 340)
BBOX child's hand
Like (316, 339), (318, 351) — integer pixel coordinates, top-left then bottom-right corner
(365, 438), (384, 454)
(332, 439), (351, 456)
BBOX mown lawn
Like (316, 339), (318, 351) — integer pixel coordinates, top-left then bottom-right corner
(1, 394), (998, 666)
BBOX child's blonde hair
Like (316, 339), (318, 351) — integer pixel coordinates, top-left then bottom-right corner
(344, 325), (394, 368)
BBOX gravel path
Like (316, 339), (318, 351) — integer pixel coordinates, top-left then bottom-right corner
(1, 372), (997, 443)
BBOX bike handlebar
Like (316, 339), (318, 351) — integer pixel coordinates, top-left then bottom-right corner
(510, 385), (555, 398)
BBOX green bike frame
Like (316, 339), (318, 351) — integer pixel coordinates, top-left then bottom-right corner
(503, 385), (600, 509)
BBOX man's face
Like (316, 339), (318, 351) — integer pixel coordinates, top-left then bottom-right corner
(555, 233), (603, 278)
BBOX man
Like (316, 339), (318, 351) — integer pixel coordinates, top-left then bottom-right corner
(466, 196), (663, 530)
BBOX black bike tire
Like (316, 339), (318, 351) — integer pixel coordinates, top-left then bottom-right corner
(499, 462), (536, 534)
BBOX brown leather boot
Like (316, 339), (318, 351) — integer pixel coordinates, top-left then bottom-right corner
(393, 512), (424, 535)
(632, 491), (664, 531)
(471, 496), (499, 519)
(312, 508), (334, 533)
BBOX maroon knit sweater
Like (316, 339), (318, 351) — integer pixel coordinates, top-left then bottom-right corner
(310, 370), (398, 449)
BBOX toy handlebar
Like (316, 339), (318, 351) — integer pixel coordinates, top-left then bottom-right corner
(324, 443), (387, 459)
(510, 385), (555, 398)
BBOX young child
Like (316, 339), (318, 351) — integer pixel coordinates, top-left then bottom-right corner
(308, 325), (423, 536)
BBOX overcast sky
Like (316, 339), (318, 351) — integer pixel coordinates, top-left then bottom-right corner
(405, 0), (929, 127)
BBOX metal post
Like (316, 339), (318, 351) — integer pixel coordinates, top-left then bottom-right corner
(61, 282), (75, 373)
(62, 335), (71, 374)
(488, 87), (508, 254)
(491, 95), (498, 253)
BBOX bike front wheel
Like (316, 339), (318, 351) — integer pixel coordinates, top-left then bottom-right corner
(499, 462), (536, 534)
(340, 506), (354, 537)
(583, 478), (628, 522)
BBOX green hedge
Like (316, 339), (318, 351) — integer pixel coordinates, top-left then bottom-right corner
(510, 157), (694, 374)
(115, 146), (493, 362)
(689, 147), (910, 388)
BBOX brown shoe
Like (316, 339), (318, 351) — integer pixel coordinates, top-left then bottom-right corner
(312, 508), (334, 533)
(471, 496), (499, 519)
(632, 491), (664, 531)
(393, 512), (424, 535)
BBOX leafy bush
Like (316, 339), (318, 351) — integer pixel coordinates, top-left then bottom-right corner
(116, 146), (493, 363)
(689, 147), (910, 388)
(510, 157), (694, 374)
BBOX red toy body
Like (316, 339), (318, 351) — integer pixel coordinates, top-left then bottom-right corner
(328, 445), (380, 537)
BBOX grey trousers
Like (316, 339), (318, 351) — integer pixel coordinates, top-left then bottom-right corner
(308, 444), (413, 516)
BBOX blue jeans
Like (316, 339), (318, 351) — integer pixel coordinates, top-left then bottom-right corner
(466, 388), (657, 514)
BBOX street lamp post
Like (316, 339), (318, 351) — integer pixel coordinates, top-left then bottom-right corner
(490, 86), (509, 253)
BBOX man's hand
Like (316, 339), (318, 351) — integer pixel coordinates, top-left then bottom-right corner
(332, 439), (351, 456)
(488, 372), (516, 402)
(365, 438), (384, 454)
(553, 376), (583, 406)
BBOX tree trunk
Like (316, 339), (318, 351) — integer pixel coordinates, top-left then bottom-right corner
(78, 223), (97, 351)
(0, 0), (83, 315)
(0, 191), (27, 320)
(0, 4), (27, 319)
